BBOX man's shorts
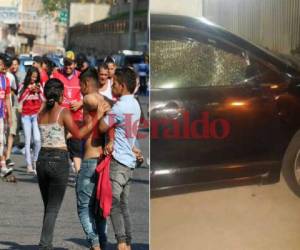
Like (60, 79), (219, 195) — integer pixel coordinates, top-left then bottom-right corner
(9, 107), (18, 136)
(67, 138), (83, 159)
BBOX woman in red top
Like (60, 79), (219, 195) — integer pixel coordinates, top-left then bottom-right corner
(18, 66), (44, 174)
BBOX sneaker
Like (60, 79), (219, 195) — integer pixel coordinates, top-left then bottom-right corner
(69, 159), (76, 173)
(6, 158), (15, 167)
(27, 165), (35, 174)
(32, 161), (37, 176)
(0, 167), (13, 177)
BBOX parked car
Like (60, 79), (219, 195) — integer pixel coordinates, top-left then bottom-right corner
(46, 54), (63, 68)
(112, 50), (145, 68)
(95, 58), (105, 68)
(150, 14), (300, 197)
(19, 55), (33, 73)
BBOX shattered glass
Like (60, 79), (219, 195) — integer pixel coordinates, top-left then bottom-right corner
(151, 39), (248, 89)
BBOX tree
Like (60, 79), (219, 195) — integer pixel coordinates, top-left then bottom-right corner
(41, 0), (68, 14)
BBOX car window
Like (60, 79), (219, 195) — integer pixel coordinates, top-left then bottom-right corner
(19, 58), (33, 73)
(124, 56), (143, 66)
(151, 38), (249, 89)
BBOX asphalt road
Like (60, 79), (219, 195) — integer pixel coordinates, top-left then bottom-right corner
(151, 177), (300, 250)
(0, 97), (149, 250)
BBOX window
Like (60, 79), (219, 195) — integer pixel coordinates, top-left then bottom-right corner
(151, 37), (249, 89)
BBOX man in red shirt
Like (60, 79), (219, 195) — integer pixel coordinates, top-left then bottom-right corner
(52, 51), (83, 173)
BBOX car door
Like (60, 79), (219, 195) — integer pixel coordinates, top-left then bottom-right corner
(150, 24), (286, 190)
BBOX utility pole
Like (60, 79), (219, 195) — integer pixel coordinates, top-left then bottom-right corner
(44, 15), (48, 47)
(128, 0), (134, 50)
(65, 0), (71, 50)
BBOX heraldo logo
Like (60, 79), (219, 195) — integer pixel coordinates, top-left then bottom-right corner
(150, 112), (231, 140)
(105, 111), (231, 140)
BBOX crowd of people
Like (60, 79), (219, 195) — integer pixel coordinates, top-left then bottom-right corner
(0, 50), (147, 250)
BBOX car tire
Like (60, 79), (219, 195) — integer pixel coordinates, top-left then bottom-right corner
(282, 130), (300, 197)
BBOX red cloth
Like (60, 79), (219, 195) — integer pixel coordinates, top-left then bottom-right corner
(52, 69), (83, 121)
(0, 73), (10, 119)
(40, 69), (49, 87)
(18, 83), (44, 116)
(95, 155), (112, 218)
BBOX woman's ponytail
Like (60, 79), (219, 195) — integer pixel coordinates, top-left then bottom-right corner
(44, 78), (64, 110)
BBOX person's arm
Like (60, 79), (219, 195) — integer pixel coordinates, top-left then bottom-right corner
(99, 103), (118, 133)
(99, 98), (117, 133)
(99, 116), (112, 133)
(37, 83), (46, 102)
(70, 99), (83, 111)
(64, 102), (109, 139)
(104, 127), (115, 155)
(132, 145), (143, 161)
(18, 84), (34, 103)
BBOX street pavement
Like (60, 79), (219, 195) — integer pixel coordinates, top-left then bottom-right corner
(0, 96), (149, 250)
(151, 176), (300, 250)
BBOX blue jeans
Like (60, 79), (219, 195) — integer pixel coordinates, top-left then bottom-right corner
(21, 114), (41, 166)
(76, 159), (107, 249)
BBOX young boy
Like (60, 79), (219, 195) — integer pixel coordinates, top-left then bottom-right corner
(0, 54), (12, 177)
(99, 67), (141, 250)
(104, 56), (116, 86)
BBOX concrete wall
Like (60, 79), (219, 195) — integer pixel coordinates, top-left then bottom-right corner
(70, 3), (110, 27)
(69, 30), (147, 57)
(203, 0), (300, 54)
(0, 0), (17, 7)
(19, 0), (43, 12)
(150, 0), (202, 17)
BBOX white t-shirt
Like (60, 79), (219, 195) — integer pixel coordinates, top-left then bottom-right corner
(6, 71), (17, 106)
(6, 72), (16, 91)
(99, 80), (115, 101)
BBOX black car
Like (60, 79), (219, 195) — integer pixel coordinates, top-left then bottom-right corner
(150, 14), (300, 197)
(112, 50), (145, 68)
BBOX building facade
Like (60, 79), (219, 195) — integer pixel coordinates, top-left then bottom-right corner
(18, 0), (66, 54)
(151, 0), (300, 55)
(68, 0), (148, 57)
(150, 0), (202, 17)
(70, 2), (111, 27)
(110, 0), (148, 15)
(0, 0), (66, 54)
